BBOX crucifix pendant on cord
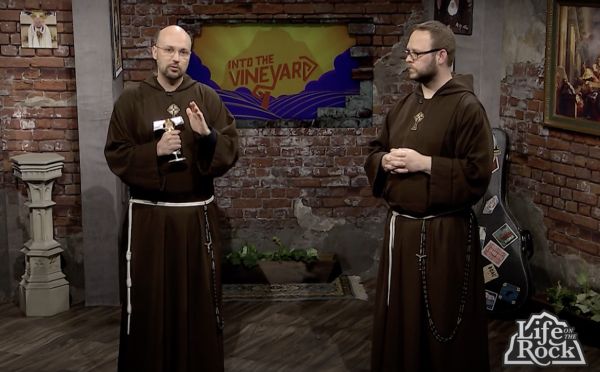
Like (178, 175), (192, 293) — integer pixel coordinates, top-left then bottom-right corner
(411, 112), (424, 130)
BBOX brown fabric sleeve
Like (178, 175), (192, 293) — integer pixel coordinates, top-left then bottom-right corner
(364, 113), (390, 197)
(104, 90), (162, 190)
(195, 86), (239, 177)
(429, 97), (493, 209)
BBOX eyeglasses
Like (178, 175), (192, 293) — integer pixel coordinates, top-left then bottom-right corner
(403, 48), (443, 60)
(155, 45), (191, 59)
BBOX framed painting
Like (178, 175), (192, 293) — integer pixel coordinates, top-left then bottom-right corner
(110, 0), (123, 78)
(544, 0), (600, 135)
(20, 10), (58, 49)
(434, 0), (473, 35)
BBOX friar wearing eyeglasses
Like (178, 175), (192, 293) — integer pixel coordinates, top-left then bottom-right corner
(365, 20), (493, 371)
(105, 25), (238, 372)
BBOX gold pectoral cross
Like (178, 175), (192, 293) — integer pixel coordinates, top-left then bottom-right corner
(411, 112), (424, 130)
(167, 104), (180, 117)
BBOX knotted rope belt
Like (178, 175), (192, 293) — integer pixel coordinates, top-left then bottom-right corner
(126, 196), (224, 335)
(387, 209), (474, 343)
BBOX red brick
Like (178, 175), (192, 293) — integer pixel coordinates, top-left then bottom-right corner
(3, 130), (32, 140)
(552, 163), (576, 177)
(232, 198), (261, 209)
(528, 156), (550, 170)
(291, 178), (320, 188)
(548, 230), (573, 246)
(572, 214), (599, 231)
(547, 207), (572, 223)
(0, 22), (16, 32)
(565, 201), (578, 213)
(0, 56), (30, 67)
(588, 158), (600, 171)
(575, 239), (599, 256)
(578, 204), (591, 216)
(573, 191), (597, 206)
(533, 89), (545, 101)
(262, 198), (290, 209)
(314, 3), (334, 13)
(335, 4), (365, 14)
(590, 146), (600, 160)
(283, 4), (314, 13)
(33, 80), (67, 91)
(33, 130), (65, 140)
(569, 142), (589, 155)
(30, 57), (65, 68)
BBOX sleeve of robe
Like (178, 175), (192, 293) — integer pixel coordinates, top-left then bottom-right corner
(104, 88), (163, 191)
(364, 104), (397, 197)
(429, 96), (493, 209)
(195, 86), (239, 177)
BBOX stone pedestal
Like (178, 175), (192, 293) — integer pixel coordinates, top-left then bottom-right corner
(11, 153), (70, 316)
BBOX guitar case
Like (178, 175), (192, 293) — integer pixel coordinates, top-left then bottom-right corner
(474, 128), (534, 316)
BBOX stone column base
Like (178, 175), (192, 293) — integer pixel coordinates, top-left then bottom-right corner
(19, 280), (70, 316)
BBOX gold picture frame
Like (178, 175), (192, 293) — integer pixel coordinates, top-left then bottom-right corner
(110, 0), (123, 78)
(544, 0), (600, 135)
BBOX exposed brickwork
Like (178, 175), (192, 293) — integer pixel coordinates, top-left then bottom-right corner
(215, 127), (383, 227)
(1, 0), (426, 236)
(120, 1), (422, 82)
(0, 1), (80, 237)
(117, 0), (423, 227)
(500, 62), (600, 258)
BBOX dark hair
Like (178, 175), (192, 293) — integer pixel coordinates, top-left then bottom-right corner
(412, 20), (456, 67)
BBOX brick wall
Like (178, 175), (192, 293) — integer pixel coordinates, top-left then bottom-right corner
(118, 0), (424, 228)
(1, 0), (424, 236)
(500, 62), (600, 258)
(0, 1), (80, 237)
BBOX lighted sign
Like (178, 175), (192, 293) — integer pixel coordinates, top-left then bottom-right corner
(188, 25), (359, 120)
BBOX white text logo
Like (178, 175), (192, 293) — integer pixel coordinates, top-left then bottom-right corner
(503, 311), (586, 367)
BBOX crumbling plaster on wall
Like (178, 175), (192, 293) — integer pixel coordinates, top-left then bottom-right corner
(502, 0), (547, 74)
(512, 191), (600, 289)
(501, 0), (600, 291)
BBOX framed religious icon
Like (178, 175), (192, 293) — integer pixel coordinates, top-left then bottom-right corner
(20, 10), (58, 48)
(544, 0), (600, 135)
(434, 0), (473, 35)
(110, 0), (123, 78)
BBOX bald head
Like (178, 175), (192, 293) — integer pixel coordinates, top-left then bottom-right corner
(154, 25), (192, 49)
(152, 25), (193, 89)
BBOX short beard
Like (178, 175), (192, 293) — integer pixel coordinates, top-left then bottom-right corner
(411, 60), (437, 85)
(160, 67), (183, 83)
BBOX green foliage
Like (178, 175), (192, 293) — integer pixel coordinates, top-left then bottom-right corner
(547, 272), (600, 323)
(225, 236), (319, 269)
(225, 243), (265, 269)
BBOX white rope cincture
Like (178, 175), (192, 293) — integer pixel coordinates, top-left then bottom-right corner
(386, 210), (446, 307)
(387, 211), (398, 307)
(126, 201), (133, 335)
(125, 196), (214, 335)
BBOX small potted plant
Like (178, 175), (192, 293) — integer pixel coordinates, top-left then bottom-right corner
(223, 237), (341, 284)
(546, 272), (600, 346)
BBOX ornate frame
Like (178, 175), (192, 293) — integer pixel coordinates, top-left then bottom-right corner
(544, 0), (600, 135)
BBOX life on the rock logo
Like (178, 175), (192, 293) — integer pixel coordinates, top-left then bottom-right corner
(188, 25), (359, 121)
(503, 311), (586, 367)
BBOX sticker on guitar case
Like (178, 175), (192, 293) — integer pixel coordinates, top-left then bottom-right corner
(479, 226), (486, 248)
(492, 156), (500, 173)
(482, 240), (509, 267)
(493, 137), (501, 156)
(483, 263), (499, 283)
(492, 223), (518, 248)
(485, 290), (498, 311)
(483, 195), (499, 214)
(499, 282), (520, 305)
